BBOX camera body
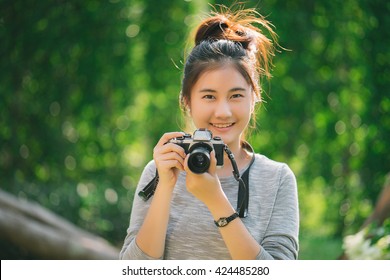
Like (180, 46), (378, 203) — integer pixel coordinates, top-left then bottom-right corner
(169, 128), (225, 174)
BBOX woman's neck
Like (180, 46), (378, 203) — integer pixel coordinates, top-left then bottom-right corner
(217, 142), (253, 178)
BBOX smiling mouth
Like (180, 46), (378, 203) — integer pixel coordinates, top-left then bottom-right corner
(211, 123), (235, 128)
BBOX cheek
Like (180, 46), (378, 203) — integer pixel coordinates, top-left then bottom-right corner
(189, 100), (207, 120)
(190, 105), (210, 122)
(237, 99), (254, 116)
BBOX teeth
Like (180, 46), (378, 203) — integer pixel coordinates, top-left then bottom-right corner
(212, 123), (233, 128)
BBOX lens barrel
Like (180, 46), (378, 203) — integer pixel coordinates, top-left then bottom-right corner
(188, 145), (211, 174)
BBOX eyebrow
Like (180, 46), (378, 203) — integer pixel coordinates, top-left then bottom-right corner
(198, 87), (247, 93)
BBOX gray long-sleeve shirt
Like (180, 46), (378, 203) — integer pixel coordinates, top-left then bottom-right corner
(120, 153), (299, 260)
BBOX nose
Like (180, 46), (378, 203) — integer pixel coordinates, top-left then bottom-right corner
(214, 100), (232, 119)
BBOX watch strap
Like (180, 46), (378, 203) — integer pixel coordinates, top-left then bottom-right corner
(214, 212), (239, 227)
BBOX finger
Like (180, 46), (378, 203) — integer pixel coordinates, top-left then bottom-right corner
(155, 150), (186, 172)
(183, 153), (190, 173)
(158, 159), (184, 171)
(162, 143), (186, 157)
(155, 132), (185, 147)
(154, 143), (186, 159)
(158, 151), (185, 166)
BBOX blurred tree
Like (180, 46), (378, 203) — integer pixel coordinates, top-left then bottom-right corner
(0, 0), (197, 250)
(0, 0), (136, 246)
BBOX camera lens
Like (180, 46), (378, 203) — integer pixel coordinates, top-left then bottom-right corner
(188, 146), (210, 174)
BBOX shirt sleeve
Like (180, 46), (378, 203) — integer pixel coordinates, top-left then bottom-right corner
(119, 160), (163, 260)
(256, 164), (299, 260)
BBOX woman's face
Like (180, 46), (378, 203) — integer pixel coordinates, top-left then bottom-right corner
(188, 65), (254, 149)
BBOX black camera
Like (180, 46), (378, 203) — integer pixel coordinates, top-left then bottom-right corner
(169, 128), (225, 174)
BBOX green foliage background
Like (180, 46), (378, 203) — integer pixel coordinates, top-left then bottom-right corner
(1, 0), (389, 259)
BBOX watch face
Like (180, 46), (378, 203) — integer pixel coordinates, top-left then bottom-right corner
(218, 219), (228, 227)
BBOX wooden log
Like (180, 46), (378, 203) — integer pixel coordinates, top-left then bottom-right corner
(0, 189), (120, 259)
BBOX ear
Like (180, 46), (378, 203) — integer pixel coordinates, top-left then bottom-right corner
(181, 96), (191, 116)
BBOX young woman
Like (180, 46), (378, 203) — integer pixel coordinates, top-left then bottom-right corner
(120, 7), (299, 260)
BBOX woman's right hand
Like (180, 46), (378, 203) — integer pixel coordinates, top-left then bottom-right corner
(153, 132), (186, 189)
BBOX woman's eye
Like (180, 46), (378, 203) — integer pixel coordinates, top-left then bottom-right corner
(231, 93), (244, 99)
(203, 95), (215, 99)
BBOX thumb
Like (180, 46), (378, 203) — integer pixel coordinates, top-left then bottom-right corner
(183, 153), (190, 173)
(208, 150), (217, 175)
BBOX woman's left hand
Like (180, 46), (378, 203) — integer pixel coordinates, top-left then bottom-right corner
(184, 151), (224, 206)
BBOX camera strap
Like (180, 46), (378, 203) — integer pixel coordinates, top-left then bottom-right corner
(138, 142), (255, 218)
(224, 142), (255, 218)
(138, 169), (159, 201)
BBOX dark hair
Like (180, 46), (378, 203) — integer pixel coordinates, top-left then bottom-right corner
(180, 6), (278, 135)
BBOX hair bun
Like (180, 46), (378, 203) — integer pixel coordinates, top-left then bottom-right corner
(194, 14), (259, 52)
(194, 16), (229, 45)
(190, 6), (278, 80)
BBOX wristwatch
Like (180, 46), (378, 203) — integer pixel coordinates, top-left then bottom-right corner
(214, 212), (239, 227)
